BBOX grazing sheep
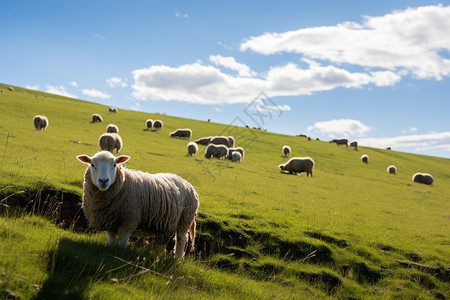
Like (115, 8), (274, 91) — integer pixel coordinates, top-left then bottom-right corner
(279, 157), (315, 177)
(231, 151), (242, 162)
(227, 147), (245, 161)
(386, 147), (392, 150)
(361, 154), (369, 164)
(412, 173), (433, 185)
(106, 124), (119, 134)
(170, 128), (192, 139)
(76, 151), (199, 258)
(194, 137), (212, 145)
(282, 145), (291, 157)
(145, 119), (153, 130)
(22, 90), (27, 94)
(205, 144), (228, 159)
(8, 87), (14, 91)
(99, 133), (123, 153)
(209, 136), (231, 147)
(109, 107), (118, 113)
(330, 138), (348, 147)
(153, 120), (163, 130)
(227, 136), (235, 148)
(316, 138), (320, 141)
(91, 114), (103, 123)
(298, 134), (307, 138)
(0, 89), (4, 93)
(387, 165), (397, 175)
(307, 137), (311, 141)
(187, 142), (198, 156)
(33, 115), (49, 131)
(350, 141), (358, 150)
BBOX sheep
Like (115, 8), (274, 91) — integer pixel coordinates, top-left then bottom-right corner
(282, 145), (291, 157)
(145, 119), (153, 130)
(109, 107), (118, 113)
(205, 144), (228, 159)
(0, 89), (4, 93)
(387, 165), (397, 175)
(76, 151), (199, 258)
(386, 147), (392, 150)
(153, 120), (163, 130)
(209, 136), (231, 147)
(227, 147), (245, 161)
(8, 87), (14, 91)
(170, 128), (192, 139)
(330, 138), (348, 147)
(412, 173), (433, 185)
(99, 133), (123, 153)
(350, 141), (358, 150)
(227, 136), (235, 148)
(33, 115), (49, 131)
(231, 151), (242, 162)
(361, 154), (369, 164)
(278, 157), (315, 177)
(187, 142), (198, 156)
(92, 114), (103, 123)
(106, 124), (119, 134)
(194, 137), (212, 145)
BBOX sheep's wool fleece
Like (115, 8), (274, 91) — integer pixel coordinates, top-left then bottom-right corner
(82, 165), (199, 236)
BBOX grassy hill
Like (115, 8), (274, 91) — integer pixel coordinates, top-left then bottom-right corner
(0, 83), (448, 299)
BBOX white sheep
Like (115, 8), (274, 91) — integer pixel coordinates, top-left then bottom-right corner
(106, 124), (119, 134)
(33, 115), (49, 131)
(361, 154), (369, 164)
(227, 136), (235, 148)
(145, 119), (153, 130)
(227, 147), (245, 161)
(209, 136), (232, 147)
(205, 144), (228, 159)
(91, 113), (103, 123)
(76, 151), (199, 258)
(330, 138), (348, 147)
(387, 165), (397, 174)
(153, 120), (163, 130)
(412, 173), (433, 185)
(187, 141), (198, 156)
(350, 141), (358, 150)
(194, 136), (212, 145)
(278, 157), (315, 176)
(231, 151), (242, 162)
(282, 145), (291, 157)
(170, 128), (192, 139)
(109, 107), (118, 113)
(99, 133), (123, 153)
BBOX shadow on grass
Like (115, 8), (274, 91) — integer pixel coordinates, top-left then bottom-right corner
(34, 238), (178, 299)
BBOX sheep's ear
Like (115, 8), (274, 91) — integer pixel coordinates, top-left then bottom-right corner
(77, 155), (91, 164)
(116, 155), (130, 164)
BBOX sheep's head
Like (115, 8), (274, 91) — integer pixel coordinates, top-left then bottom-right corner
(278, 164), (286, 171)
(77, 151), (130, 191)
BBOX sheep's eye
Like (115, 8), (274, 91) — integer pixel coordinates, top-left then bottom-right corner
(91, 164), (96, 169)
(113, 164), (117, 168)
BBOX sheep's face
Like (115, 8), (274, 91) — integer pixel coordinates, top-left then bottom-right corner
(278, 164), (286, 171)
(77, 151), (130, 191)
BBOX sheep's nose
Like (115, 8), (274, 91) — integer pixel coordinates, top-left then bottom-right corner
(99, 178), (109, 184)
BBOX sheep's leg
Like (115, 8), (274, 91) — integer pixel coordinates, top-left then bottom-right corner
(174, 230), (188, 258)
(106, 230), (117, 245)
(116, 229), (132, 248)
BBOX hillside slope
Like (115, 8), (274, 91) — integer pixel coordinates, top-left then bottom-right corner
(0, 83), (449, 299)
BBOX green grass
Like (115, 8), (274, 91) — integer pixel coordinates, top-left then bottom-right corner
(0, 83), (449, 299)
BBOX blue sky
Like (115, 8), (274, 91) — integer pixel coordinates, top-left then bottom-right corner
(1, 1), (450, 158)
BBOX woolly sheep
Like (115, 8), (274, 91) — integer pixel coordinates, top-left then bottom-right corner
(99, 133), (123, 153)
(227, 136), (235, 148)
(153, 120), (163, 130)
(412, 173), (433, 185)
(194, 137), (212, 145)
(187, 141), (198, 156)
(279, 157), (315, 177)
(106, 124), (119, 134)
(170, 128), (192, 139)
(0, 89), (4, 93)
(109, 107), (118, 113)
(209, 136), (231, 147)
(76, 151), (199, 258)
(33, 115), (49, 131)
(145, 119), (153, 130)
(205, 144), (228, 159)
(227, 147), (244, 161)
(330, 138), (348, 147)
(387, 165), (397, 175)
(282, 145), (291, 157)
(92, 113), (103, 123)
(231, 151), (242, 162)
(8, 87), (14, 91)
(361, 154), (369, 164)
(350, 141), (358, 150)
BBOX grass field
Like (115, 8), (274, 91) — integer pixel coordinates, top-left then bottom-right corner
(0, 83), (449, 299)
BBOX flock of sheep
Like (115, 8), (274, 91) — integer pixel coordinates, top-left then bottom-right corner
(30, 108), (434, 258)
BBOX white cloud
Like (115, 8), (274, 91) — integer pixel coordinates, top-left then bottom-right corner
(401, 127), (419, 134)
(107, 77), (128, 88)
(25, 85), (39, 90)
(130, 102), (141, 111)
(131, 59), (399, 104)
(45, 85), (77, 98)
(215, 107), (223, 112)
(209, 55), (257, 77)
(82, 88), (111, 99)
(240, 5), (450, 80)
(175, 11), (189, 18)
(358, 132), (450, 155)
(70, 81), (78, 87)
(307, 119), (372, 138)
